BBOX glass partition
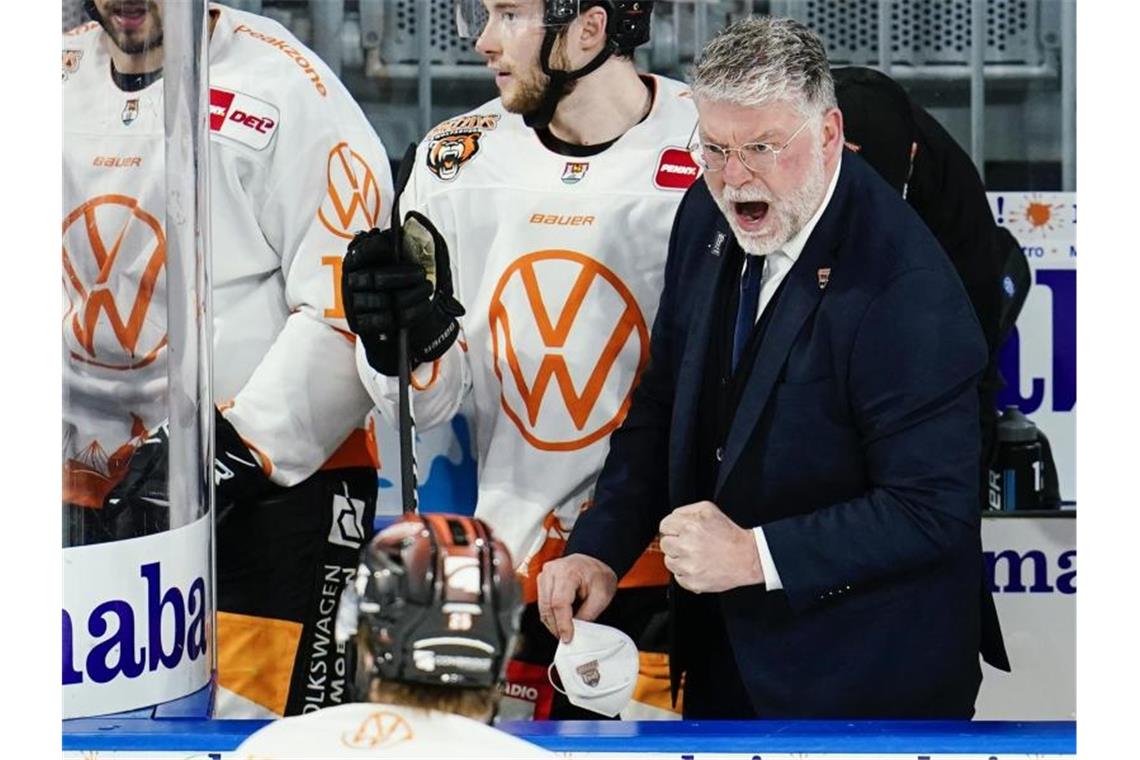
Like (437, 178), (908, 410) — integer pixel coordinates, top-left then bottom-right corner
(62, 0), (215, 719)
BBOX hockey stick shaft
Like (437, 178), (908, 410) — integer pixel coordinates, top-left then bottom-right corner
(397, 327), (417, 514)
(392, 143), (419, 515)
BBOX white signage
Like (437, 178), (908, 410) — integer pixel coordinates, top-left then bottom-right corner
(976, 516), (1076, 719)
(63, 514), (212, 718)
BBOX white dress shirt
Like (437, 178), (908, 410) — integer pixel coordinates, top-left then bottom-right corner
(748, 155), (843, 591)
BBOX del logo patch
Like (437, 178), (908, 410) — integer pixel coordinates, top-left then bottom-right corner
(654, 147), (700, 190)
(209, 88), (280, 151)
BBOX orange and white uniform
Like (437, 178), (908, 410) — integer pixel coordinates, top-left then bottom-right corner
(358, 77), (696, 597)
(63, 4), (393, 717)
(63, 4), (391, 502)
(356, 77), (698, 719)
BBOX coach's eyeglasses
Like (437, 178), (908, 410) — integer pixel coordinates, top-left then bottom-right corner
(687, 117), (812, 173)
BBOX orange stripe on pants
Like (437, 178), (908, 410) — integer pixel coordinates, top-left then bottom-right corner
(217, 611), (303, 717)
(631, 651), (683, 717)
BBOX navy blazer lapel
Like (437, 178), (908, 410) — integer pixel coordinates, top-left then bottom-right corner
(714, 163), (853, 497)
(670, 220), (733, 503)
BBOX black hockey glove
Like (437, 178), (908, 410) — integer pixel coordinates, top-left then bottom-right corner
(103, 407), (276, 529)
(341, 211), (465, 376)
(209, 408), (277, 510)
(91, 421), (173, 541)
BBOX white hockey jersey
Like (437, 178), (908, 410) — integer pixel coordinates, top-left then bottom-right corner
(234, 701), (554, 758)
(63, 5), (393, 506)
(357, 77), (699, 601)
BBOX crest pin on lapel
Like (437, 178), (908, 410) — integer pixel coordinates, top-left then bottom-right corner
(817, 267), (831, 290)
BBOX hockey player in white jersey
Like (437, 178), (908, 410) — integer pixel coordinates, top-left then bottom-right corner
(63, 1), (393, 716)
(342, 0), (699, 719)
(233, 513), (553, 759)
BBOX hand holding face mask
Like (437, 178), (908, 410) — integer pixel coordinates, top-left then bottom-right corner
(548, 619), (639, 718)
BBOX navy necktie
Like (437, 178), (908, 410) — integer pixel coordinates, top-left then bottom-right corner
(732, 254), (765, 372)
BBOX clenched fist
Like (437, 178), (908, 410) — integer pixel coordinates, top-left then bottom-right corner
(659, 501), (763, 593)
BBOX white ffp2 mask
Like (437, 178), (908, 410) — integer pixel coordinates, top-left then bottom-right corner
(548, 619), (638, 718)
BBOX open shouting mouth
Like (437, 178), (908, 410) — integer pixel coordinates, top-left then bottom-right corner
(733, 200), (771, 231)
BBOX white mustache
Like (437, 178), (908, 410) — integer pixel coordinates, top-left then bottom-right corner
(720, 188), (773, 204)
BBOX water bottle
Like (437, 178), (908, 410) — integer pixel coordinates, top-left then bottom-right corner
(987, 406), (1044, 511)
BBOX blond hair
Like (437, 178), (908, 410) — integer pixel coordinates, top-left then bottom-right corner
(367, 679), (500, 722)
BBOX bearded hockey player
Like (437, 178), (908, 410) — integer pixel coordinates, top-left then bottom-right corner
(341, 0), (698, 719)
(62, 1), (393, 716)
(233, 514), (552, 758)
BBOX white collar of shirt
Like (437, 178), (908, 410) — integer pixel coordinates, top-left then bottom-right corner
(746, 153), (843, 321)
(756, 152), (843, 265)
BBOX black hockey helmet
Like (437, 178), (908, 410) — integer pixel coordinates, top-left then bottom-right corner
(337, 513), (522, 690)
(543, 0), (654, 54)
(455, 0), (655, 128)
(456, 0), (653, 53)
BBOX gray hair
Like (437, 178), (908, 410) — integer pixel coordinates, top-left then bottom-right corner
(691, 16), (837, 117)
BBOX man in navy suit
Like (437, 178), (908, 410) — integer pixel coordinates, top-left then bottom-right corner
(536, 17), (1007, 719)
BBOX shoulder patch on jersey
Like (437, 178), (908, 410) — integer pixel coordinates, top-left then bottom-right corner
(653, 147), (700, 191)
(209, 88), (280, 151)
(426, 131), (483, 181)
(62, 49), (83, 81)
(424, 113), (501, 181)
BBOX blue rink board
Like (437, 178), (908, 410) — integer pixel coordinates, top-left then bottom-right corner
(62, 718), (1075, 754)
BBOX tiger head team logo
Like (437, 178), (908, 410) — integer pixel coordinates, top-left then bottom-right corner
(489, 250), (649, 452)
(426, 131), (483, 181)
(62, 49), (82, 80)
(423, 113), (500, 181)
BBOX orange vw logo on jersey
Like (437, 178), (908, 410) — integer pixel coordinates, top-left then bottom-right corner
(62, 194), (167, 370)
(318, 141), (383, 240)
(340, 710), (414, 749)
(489, 250), (649, 451)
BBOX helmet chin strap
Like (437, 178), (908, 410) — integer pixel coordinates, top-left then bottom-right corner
(83, 0), (101, 23)
(523, 27), (616, 129)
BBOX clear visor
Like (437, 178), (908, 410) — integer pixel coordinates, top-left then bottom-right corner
(454, 0), (576, 40)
